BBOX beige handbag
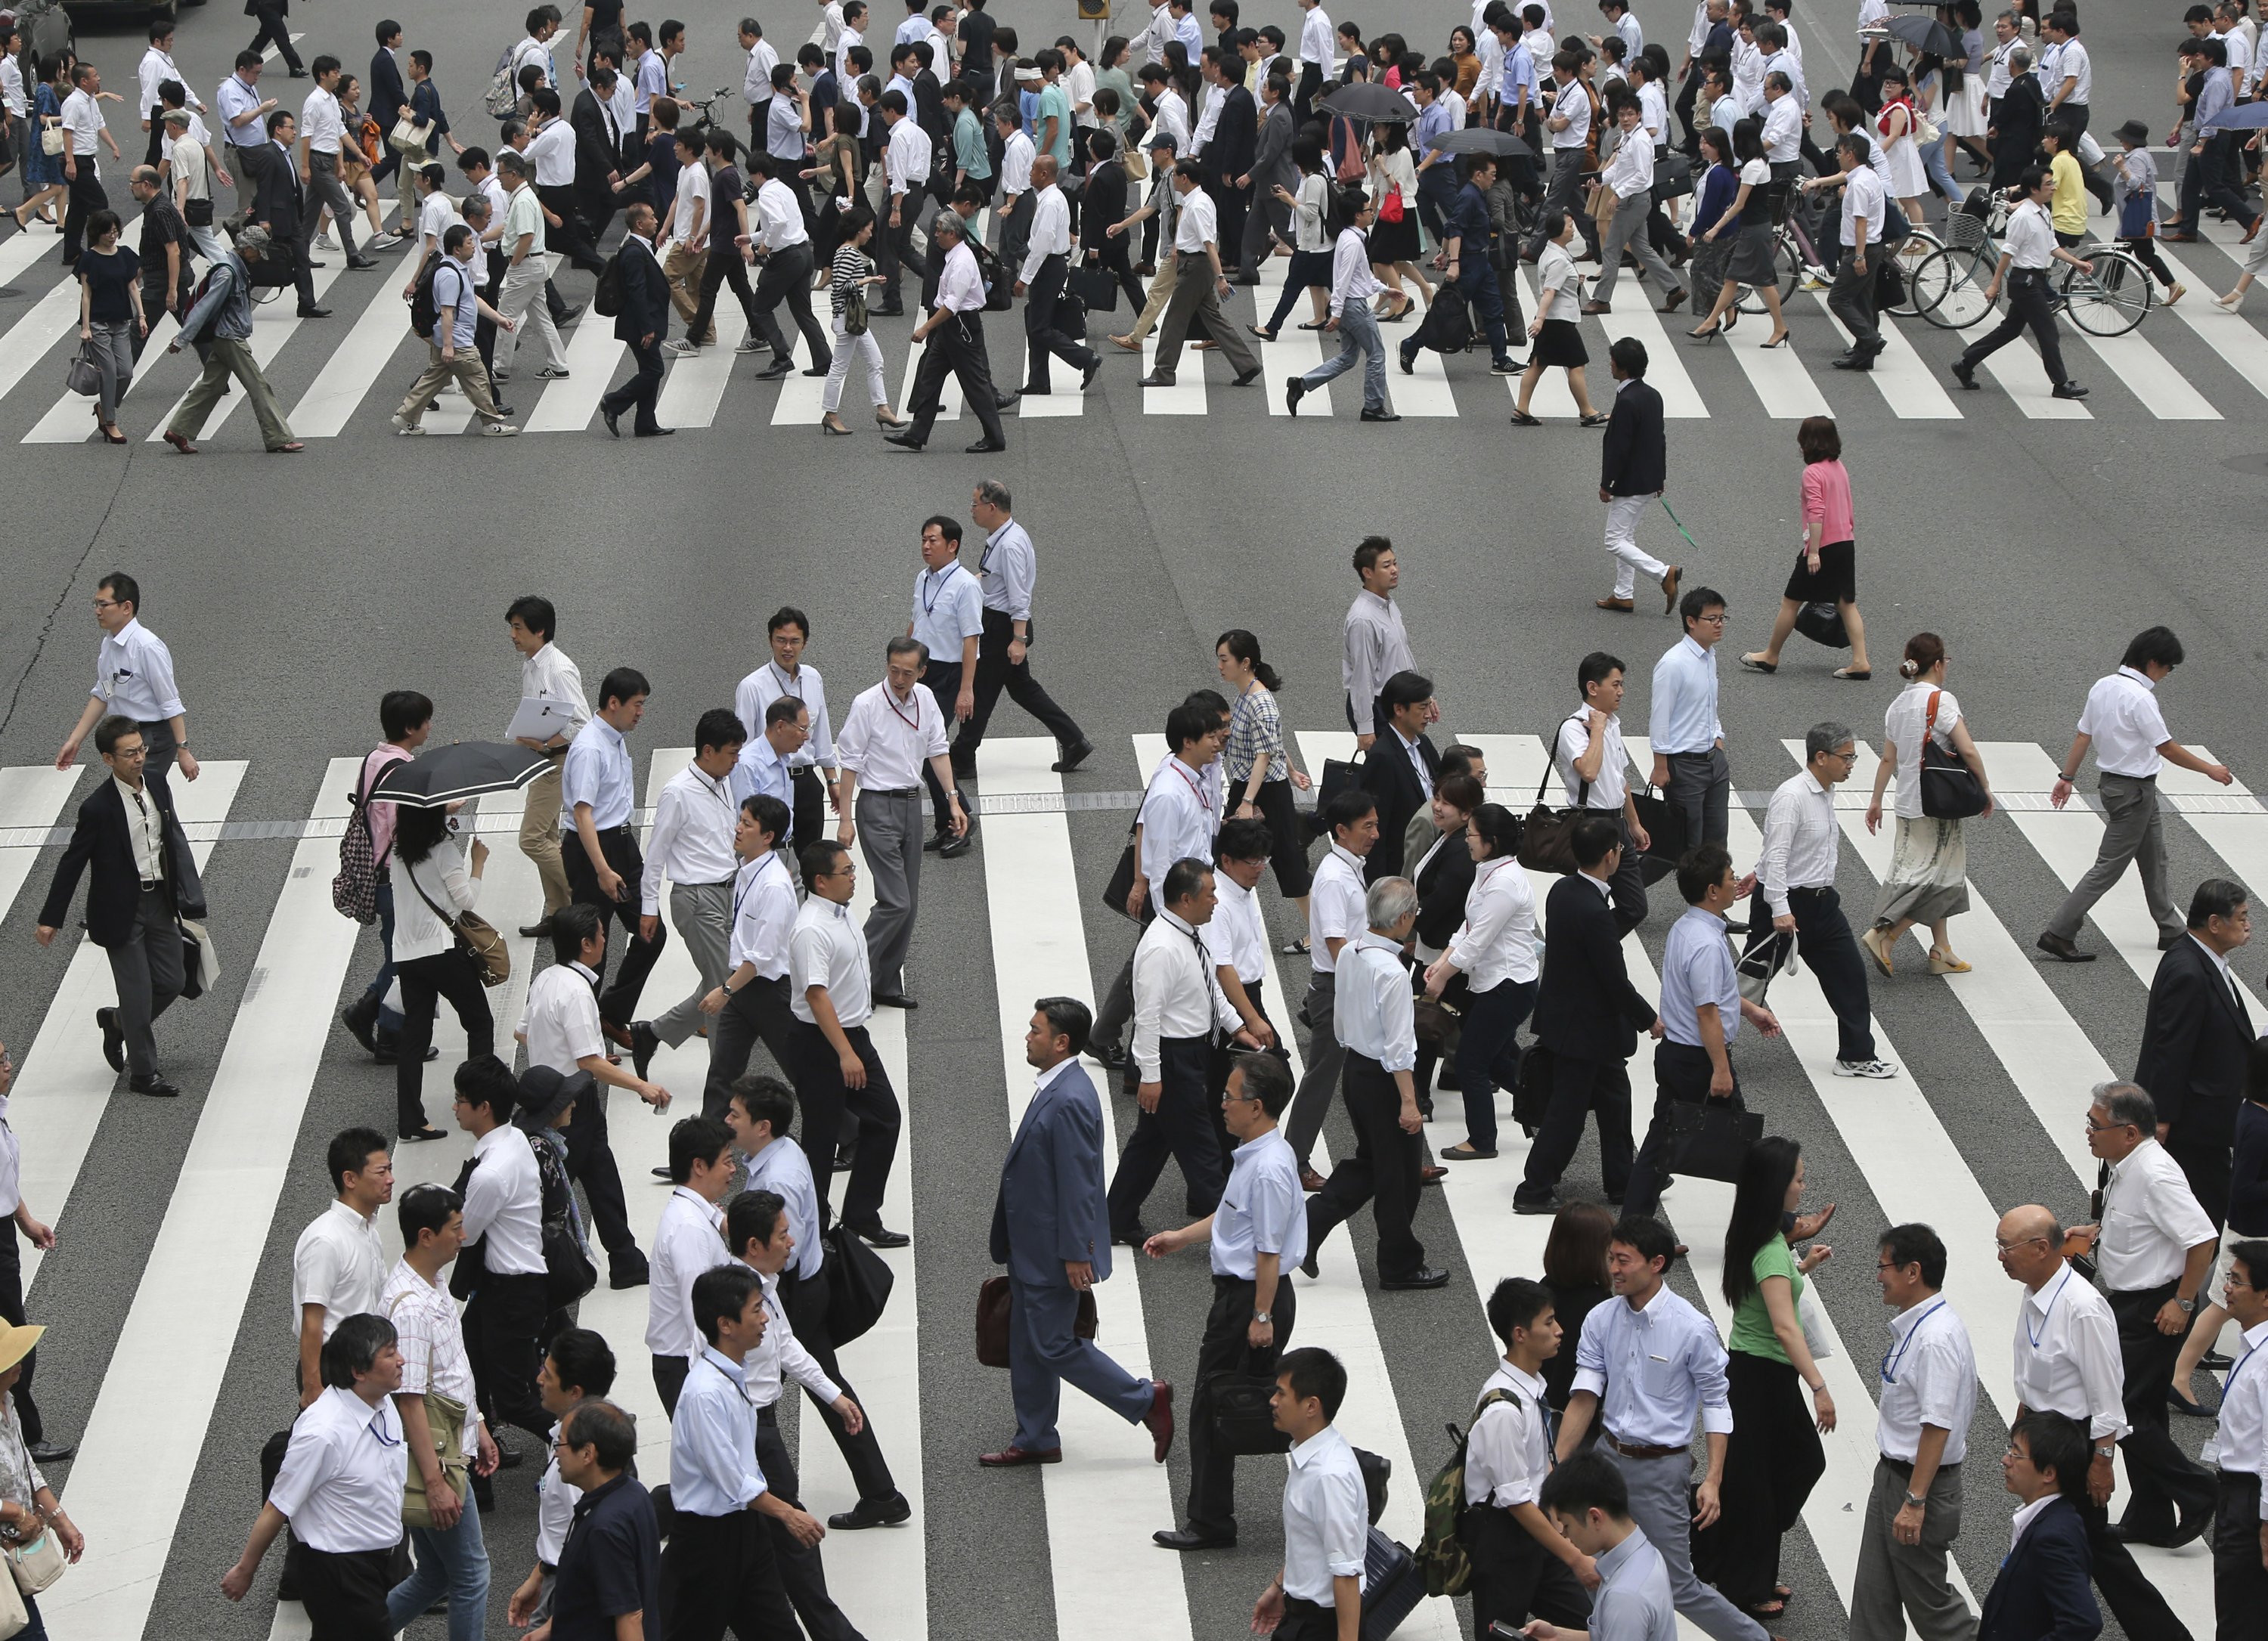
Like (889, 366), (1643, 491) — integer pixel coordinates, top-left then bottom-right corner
(389, 113), (435, 154)
(38, 124), (64, 157)
(5, 1531), (64, 1596)
(398, 1391), (472, 1530)
(0, 1560), (24, 1640)
(405, 864), (510, 988)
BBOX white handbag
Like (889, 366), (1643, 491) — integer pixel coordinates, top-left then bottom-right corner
(38, 125), (64, 157)
(6, 1531), (64, 1596)
(389, 114), (435, 154)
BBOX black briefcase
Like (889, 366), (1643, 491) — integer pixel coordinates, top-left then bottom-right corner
(1630, 785), (1687, 885)
(1665, 1100), (1763, 1181)
(1069, 260), (1120, 312)
(1513, 1041), (1554, 1136)
(823, 1221), (896, 1345)
(1100, 807), (1145, 923)
(1201, 1367), (1290, 1457)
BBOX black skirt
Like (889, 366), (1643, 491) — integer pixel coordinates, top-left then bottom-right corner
(1781, 539), (1856, 604)
(1368, 209), (1421, 262)
(1532, 316), (1588, 367)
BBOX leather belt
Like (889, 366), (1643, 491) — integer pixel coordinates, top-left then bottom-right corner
(140, 880), (163, 892)
(1603, 1431), (1686, 1461)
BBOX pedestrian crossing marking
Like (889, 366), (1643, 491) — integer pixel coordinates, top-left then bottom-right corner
(141, 254), (347, 442)
(1807, 293), (1963, 419)
(653, 301), (748, 429)
(1140, 332), (1207, 414)
(523, 303), (627, 433)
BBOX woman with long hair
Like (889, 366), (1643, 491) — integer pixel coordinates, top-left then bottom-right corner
(1424, 802), (1538, 1163)
(1538, 1201), (1616, 1413)
(388, 803), (493, 1141)
(1216, 629), (1313, 932)
(1862, 632), (1993, 977)
(1702, 1136), (1834, 1622)
(1366, 121), (1433, 318)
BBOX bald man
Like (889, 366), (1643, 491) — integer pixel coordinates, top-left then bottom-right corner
(1012, 154), (1102, 395)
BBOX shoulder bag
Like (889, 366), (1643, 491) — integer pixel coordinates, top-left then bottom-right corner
(404, 857), (510, 987)
(396, 1389), (472, 1531)
(389, 113), (436, 154)
(1100, 797), (1148, 922)
(1201, 1348), (1292, 1457)
(1917, 689), (1988, 820)
(1518, 717), (1586, 874)
(843, 277), (870, 335)
(823, 1220), (896, 1345)
(0, 1553), (23, 1639)
(4, 1527), (64, 1596)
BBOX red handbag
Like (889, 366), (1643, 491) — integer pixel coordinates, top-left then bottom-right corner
(1380, 183), (1405, 222)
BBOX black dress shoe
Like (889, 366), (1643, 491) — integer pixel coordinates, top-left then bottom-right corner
(965, 437), (1008, 452)
(1299, 1249), (1319, 1278)
(1086, 1041), (1129, 1072)
(601, 406), (621, 437)
(296, 305), (333, 317)
(609, 1257), (651, 1290)
(923, 831), (947, 852)
(1111, 1224), (1148, 1249)
(520, 916), (555, 938)
(371, 1040), (442, 1065)
(754, 357), (794, 379)
(631, 1021), (660, 1081)
(2204, 1351), (2235, 1370)
(1154, 1527), (1236, 1551)
(848, 1221), (911, 1248)
(1380, 1265), (1452, 1290)
(2035, 931), (2097, 963)
(130, 1075), (181, 1098)
(872, 301), (906, 316)
(829, 1491), (912, 1529)
(97, 1007), (125, 1072)
(1231, 365), (1263, 385)
(652, 1164), (674, 1179)
(557, 302), (586, 324)
(1511, 1195), (1560, 1215)
(1052, 738), (1095, 773)
(872, 992), (919, 1009)
(634, 425), (676, 436)
(884, 432), (925, 451)
(1360, 407), (1402, 421)
(348, 255), (379, 270)
(939, 830), (974, 858)
(26, 1441), (75, 1464)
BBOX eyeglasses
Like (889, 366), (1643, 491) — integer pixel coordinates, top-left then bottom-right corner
(1994, 1234), (2048, 1251)
(2084, 1117), (2133, 1134)
(1691, 612), (1728, 624)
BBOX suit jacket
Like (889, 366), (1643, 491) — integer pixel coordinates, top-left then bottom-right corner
(1978, 1498), (2101, 1641)
(613, 234), (671, 345)
(913, 70), (950, 147)
(1252, 100), (1295, 195)
(2134, 936), (2257, 1142)
(1995, 77), (2044, 163)
(370, 46), (410, 124)
(1213, 84), (1256, 186)
(1361, 731), (1443, 883)
(1081, 159), (1128, 251)
(990, 1061), (1114, 1290)
(1413, 824), (1476, 952)
(1534, 873), (1655, 1062)
(254, 148), (306, 236)
(570, 88), (622, 195)
(38, 778), (197, 949)
(1600, 378), (1667, 495)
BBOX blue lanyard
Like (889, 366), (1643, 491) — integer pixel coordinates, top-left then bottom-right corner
(920, 565), (963, 617)
(2229, 1339), (2263, 1398)
(2023, 1270), (2068, 1350)
(1880, 1299), (1946, 1386)
(733, 854), (780, 924)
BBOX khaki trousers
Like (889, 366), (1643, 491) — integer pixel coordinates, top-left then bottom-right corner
(519, 751), (570, 915)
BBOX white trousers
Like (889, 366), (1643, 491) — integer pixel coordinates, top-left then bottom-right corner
(822, 310), (888, 412)
(1605, 492), (1668, 597)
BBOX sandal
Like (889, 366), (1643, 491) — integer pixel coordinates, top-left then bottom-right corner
(1928, 948), (1972, 975)
(1281, 937), (1310, 956)
(1833, 667), (1873, 681)
(1510, 409), (1541, 426)
(1739, 653), (1777, 673)
(1579, 410), (1611, 427)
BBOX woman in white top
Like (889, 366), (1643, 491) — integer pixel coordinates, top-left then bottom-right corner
(1513, 206), (1604, 423)
(1424, 804), (1538, 1161)
(389, 801), (491, 1141)
(1862, 631), (1993, 977)
(1251, 135), (1334, 339)
(1365, 124), (1433, 319)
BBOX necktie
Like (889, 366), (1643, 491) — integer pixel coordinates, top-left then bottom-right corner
(2229, 968), (2252, 1032)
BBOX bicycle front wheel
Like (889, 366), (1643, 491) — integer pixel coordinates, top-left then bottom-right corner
(1913, 246), (1993, 329)
(2063, 249), (2152, 336)
(1882, 229), (1942, 319)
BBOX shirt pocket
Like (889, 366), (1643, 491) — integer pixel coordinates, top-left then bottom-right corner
(1640, 1348), (1681, 1403)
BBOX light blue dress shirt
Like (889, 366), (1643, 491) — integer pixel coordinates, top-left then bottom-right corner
(730, 735), (797, 829)
(745, 1137), (823, 1282)
(559, 715), (635, 831)
(1658, 905), (1740, 1048)
(669, 1346), (769, 1516)
(1647, 635), (1721, 756)
(1571, 1285), (1736, 1446)
(909, 562), (985, 667)
(1594, 1526), (1680, 1641)
(1500, 41), (1536, 106)
(1211, 1129), (1307, 1279)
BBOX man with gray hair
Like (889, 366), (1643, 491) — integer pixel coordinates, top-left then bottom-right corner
(2073, 1081), (2217, 1549)
(1305, 875), (1447, 1290)
(493, 147), (570, 386)
(162, 223), (303, 453)
(885, 208), (1012, 453)
(1749, 720), (1895, 1079)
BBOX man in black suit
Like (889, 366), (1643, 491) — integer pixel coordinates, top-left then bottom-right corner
(1359, 670), (1442, 885)
(599, 202), (674, 438)
(36, 717), (200, 1099)
(1981, 1411), (2102, 1641)
(1595, 337), (1681, 615)
(245, 0), (305, 77)
(2135, 878), (2257, 1231)
(572, 67), (628, 250)
(254, 110), (328, 317)
(1514, 816), (1660, 1214)
(1207, 54), (1256, 280)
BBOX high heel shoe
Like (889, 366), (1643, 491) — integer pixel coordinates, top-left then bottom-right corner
(875, 408), (909, 428)
(821, 417), (854, 435)
(1686, 323), (1721, 344)
(1760, 330), (1790, 348)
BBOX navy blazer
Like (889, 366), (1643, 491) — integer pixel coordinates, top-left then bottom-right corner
(1361, 731), (1442, 884)
(2134, 934), (2257, 1142)
(991, 1060), (1114, 1290)
(1978, 1497), (2101, 1641)
(612, 236), (671, 346)
(1600, 378), (1667, 495)
(38, 777), (197, 948)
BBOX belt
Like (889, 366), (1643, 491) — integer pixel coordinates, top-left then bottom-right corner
(1786, 884), (1835, 896)
(860, 786), (921, 797)
(756, 1404), (779, 1426)
(1603, 1431), (1686, 1460)
(686, 878), (735, 889)
(2099, 770), (2157, 782)
(1662, 748), (1715, 758)
(141, 879), (164, 892)
(593, 823), (634, 837)
(1882, 1454), (1960, 1474)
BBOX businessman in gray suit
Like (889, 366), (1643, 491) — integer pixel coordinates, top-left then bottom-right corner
(1239, 73), (1297, 281)
(983, 996), (1178, 1468)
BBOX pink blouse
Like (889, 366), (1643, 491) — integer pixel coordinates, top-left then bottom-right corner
(1801, 458), (1855, 546)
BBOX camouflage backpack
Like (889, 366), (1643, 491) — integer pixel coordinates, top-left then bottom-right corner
(1414, 1388), (1522, 1599)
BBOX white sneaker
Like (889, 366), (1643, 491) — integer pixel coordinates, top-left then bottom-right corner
(664, 339), (701, 356)
(1833, 1058), (1898, 1079)
(314, 233), (336, 250)
(367, 231), (403, 250)
(391, 413), (424, 435)
(734, 335), (764, 352)
(480, 421), (521, 437)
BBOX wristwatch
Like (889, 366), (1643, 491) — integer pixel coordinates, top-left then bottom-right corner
(2093, 1444), (2116, 1460)
(2177, 1296), (2198, 1313)
(1252, 1311), (1272, 1324)
(1901, 1491), (1926, 1509)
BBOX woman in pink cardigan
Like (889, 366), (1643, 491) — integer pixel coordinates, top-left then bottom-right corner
(1737, 416), (1873, 680)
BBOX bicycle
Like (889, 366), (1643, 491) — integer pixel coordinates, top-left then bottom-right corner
(1732, 184), (1941, 318)
(677, 85), (739, 135)
(1910, 186), (2152, 336)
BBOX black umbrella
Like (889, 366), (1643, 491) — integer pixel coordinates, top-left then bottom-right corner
(370, 742), (556, 808)
(1881, 13), (1960, 55)
(1429, 125), (1535, 159)
(1316, 81), (1418, 122)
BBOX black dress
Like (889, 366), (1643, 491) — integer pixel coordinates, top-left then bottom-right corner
(1539, 1278), (1609, 1412)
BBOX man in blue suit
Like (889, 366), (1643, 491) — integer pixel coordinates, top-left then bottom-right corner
(984, 996), (1177, 1468)
(1981, 1411), (2102, 1641)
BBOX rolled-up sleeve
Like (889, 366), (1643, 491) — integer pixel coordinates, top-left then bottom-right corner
(1690, 1324), (1736, 1437)
(1572, 1306), (1610, 1401)
(1321, 1470), (1368, 1578)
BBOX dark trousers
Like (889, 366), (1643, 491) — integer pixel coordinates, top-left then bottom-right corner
(790, 766), (827, 856)
(903, 310), (1009, 445)
(564, 825), (668, 1024)
(1284, 968), (1343, 1166)
(1464, 1503), (1592, 1641)
(1218, 181), (1249, 275)
(463, 1268), (549, 1445)
(1663, 748), (1730, 847)
(754, 1411), (864, 1641)
(2168, 1113), (2234, 1233)
(2216, 1472), (2268, 1641)
(787, 1020), (901, 1232)
(1021, 251), (1098, 388)
(246, 5), (305, 73)
(1106, 1036), (1226, 1233)
(134, 268), (196, 361)
(660, 1509), (801, 1641)
(298, 1545), (393, 1641)
(917, 659), (974, 838)
(2180, 132), (2260, 231)
(877, 183), (929, 296)
(702, 974), (798, 1118)
(392, 949), (494, 1136)
(107, 883), (184, 1081)
(60, 166), (107, 264)
(1416, 167), (1458, 245)
(782, 1264), (898, 1501)
(538, 181), (606, 274)
(753, 240), (830, 366)
(2074, 1493), (2194, 1641)
(1696, 1352), (1825, 1609)
(652, 1352), (689, 1417)
(1456, 978), (1535, 1154)
(688, 241), (761, 348)
(1517, 1051), (1634, 1206)
(1306, 1051), (1427, 1280)
(1624, 1041), (1740, 1219)
(600, 338), (665, 432)
(1606, 813), (1649, 934)
(1264, 247), (1335, 331)
(562, 1087), (637, 1259)
(1185, 1271), (1297, 1537)
(1274, 1595), (1340, 1641)
(1294, 61), (1323, 125)
(0, 1224), (41, 1444)
(1404, 260), (1513, 365)
(1955, 267), (2070, 387)
(953, 608), (1084, 767)
(1828, 247), (1881, 350)
(1751, 884), (1876, 1064)
(2108, 1281), (2217, 1537)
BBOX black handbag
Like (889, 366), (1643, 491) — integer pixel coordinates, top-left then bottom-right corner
(1100, 801), (1147, 923)
(1793, 600), (1849, 648)
(1068, 259), (1119, 312)
(1512, 1041), (1554, 1135)
(1201, 1360), (1290, 1457)
(1917, 689), (1988, 820)
(1665, 1099), (1763, 1181)
(823, 1221), (896, 1345)
(1628, 785), (1687, 885)
(1517, 717), (1585, 875)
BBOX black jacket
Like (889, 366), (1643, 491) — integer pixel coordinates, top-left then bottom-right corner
(1081, 159), (1128, 251)
(1534, 872), (1655, 1062)
(1413, 825), (1476, 952)
(2134, 935), (2257, 1142)
(38, 778), (198, 948)
(612, 235), (671, 345)
(1978, 1497), (2100, 1641)
(254, 148), (306, 236)
(1600, 378), (1666, 495)
(1361, 732), (1442, 884)
(571, 88), (623, 194)
(1213, 84), (1257, 187)
(370, 46), (410, 124)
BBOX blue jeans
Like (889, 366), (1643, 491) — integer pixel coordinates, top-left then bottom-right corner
(386, 1482), (491, 1641)
(1300, 297), (1390, 410)
(1457, 977), (1535, 1153)
(17, 1593), (44, 1641)
(362, 880), (406, 1034)
(1923, 132), (1960, 205)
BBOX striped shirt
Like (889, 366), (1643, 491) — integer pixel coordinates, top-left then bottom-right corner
(381, 1259), (482, 1456)
(831, 242), (872, 315)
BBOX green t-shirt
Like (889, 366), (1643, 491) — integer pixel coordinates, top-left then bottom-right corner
(1038, 84), (1073, 166)
(1726, 1236), (1802, 1364)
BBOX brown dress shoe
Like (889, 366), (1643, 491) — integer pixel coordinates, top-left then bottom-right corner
(1142, 1382), (1176, 1462)
(978, 1445), (1063, 1466)
(1662, 565), (1683, 613)
(1597, 596), (1635, 612)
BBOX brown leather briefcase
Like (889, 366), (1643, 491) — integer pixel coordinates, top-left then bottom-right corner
(977, 1274), (1100, 1368)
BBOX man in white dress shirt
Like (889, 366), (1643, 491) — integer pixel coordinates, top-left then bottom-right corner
(699, 796), (799, 1119)
(646, 1115), (737, 1413)
(885, 211), (1011, 451)
(1206, 819), (1284, 1096)
(563, 666), (668, 1030)
(300, 58), (373, 270)
(1849, 1224), (1979, 1641)
(293, 1128), (394, 1406)
(504, 1324), (615, 1631)
(1106, 858), (1260, 1242)
(907, 517), (984, 861)
(59, 571), (200, 823)
(740, 150), (833, 378)
(1557, 652), (1651, 932)
(1997, 1202), (2190, 1639)
(1282, 788), (1380, 1180)
(1342, 538), (1414, 746)
(2039, 626), (2232, 961)
(627, 710), (745, 1082)
(1250, 1348), (1366, 1640)
(1285, 185), (1396, 420)
(1746, 721), (1895, 1078)
(874, 90), (933, 311)
(1291, 0), (1332, 120)
(2074, 1083), (2217, 1548)
(952, 479), (1093, 777)
(1585, 99), (1684, 313)
(507, 594), (590, 937)
(736, 608), (840, 848)
(2205, 1240), (2268, 1623)
(786, 841), (910, 1249)
(833, 638), (967, 1002)
(1824, 131), (1885, 369)
(138, 21), (203, 168)
(450, 1056), (554, 1460)
(1014, 155), (1104, 395)
(1140, 159), (1263, 387)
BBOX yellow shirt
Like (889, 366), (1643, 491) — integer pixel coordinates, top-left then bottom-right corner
(2047, 150), (2086, 236)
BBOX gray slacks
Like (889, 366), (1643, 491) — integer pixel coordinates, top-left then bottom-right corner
(1828, 248), (1882, 350)
(649, 881), (733, 1048)
(854, 788), (922, 995)
(755, 1413), (866, 1641)
(2044, 773), (2181, 943)
(1591, 187), (1681, 305)
(167, 336), (296, 450)
(305, 150), (358, 255)
(1601, 1444), (1770, 1641)
(1283, 969), (1343, 1167)
(1665, 747), (1732, 849)
(1241, 185), (1291, 275)
(1151, 252), (1258, 376)
(109, 884), (185, 1079)
(1848, 1456), (1974, 1641)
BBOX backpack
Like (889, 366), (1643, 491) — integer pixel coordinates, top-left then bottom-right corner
(529, 1127), (597, 1310)
(592, 251), (624, 317)
(1414, 1388), (1522, 1598)
(330, 757), (385, 925)
(485, 45), (522, 119)
(969, 237), (1014, 311)
(407, 249), (445, 338)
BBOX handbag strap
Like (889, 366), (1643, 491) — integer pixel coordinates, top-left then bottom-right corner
(1542, 715), (1591, 807)
(401, 853), (469, 941)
